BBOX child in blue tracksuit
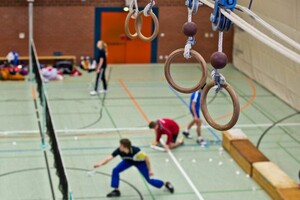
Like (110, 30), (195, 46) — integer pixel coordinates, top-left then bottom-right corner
(94, 138), (174, 197)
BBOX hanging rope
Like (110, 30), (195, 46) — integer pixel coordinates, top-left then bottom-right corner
(144, 0), (155, 16)
(218, 31), (223, 52)
(188, 7), (192, 22)
(211, 31), (226, 93)
(183, 8), (195, 59)
(248, 0), (254, 9)
(236, 5), (300, 51)
(200, 0), (300, 64)
(129, 0), (139, 19)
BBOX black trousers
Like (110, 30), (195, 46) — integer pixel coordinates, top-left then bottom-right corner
(94, 67), (107, 91)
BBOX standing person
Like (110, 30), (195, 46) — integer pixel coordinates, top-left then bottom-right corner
(93, 138), (174, 197)
(149, 118), (184, 150)
(182, 83), (206, 144)
(90, 40), (108, 96)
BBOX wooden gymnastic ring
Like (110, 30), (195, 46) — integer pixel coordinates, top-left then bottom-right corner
(164, 48), (207, 93)
(135, 10), (159, 42)
(201, 80), (240, 131)
(125, 10), (140, 39)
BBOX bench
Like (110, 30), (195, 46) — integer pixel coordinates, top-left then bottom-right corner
(223, 129), (299, 199)
(231, 140), (269, 176)
(222, 129), (248, 152)
(0, 55), (77, 65)
(253, 162), (298, 199)
(277, 188), (300, 200)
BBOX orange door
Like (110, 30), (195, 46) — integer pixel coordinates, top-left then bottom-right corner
(101, 12), (152, 64)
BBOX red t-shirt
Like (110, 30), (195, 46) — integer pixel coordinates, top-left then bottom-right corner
(155, 118), (179, 144)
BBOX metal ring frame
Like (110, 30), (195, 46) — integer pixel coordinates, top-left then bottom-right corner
(164, 48), (208, 93)
(201, 80), (240, 131)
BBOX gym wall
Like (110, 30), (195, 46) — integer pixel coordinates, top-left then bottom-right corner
(233, 0), (300, 111)
(0, 0), (233, 63)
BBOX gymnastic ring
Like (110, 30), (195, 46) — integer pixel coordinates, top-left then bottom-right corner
(125, 10), (140, 39)
(135, 10), (159, 42)
(164, 48), (207, 94)
(201, 80), (240, 131)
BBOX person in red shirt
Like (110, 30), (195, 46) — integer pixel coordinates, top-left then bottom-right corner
(149, 118), (184, 150)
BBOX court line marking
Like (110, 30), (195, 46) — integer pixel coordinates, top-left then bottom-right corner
(161, 138), (205, 200)
(119, 79), (204, 200)
(168, 86), (221, 142)
(119, 79), (150, 123)
(211, 77), (257, 121)
(1, 122), (300, 135)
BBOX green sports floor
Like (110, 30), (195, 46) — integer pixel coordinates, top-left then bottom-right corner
(0, 64), (299, 200)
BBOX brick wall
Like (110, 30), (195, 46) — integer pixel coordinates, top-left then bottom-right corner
(157, 6), (233, 63)
(0, 0), (184, 7)
(0, 6), (94, 59)
(0, 1), (233, 63)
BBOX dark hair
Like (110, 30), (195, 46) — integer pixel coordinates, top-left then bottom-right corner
(201, 82), (207, 90)
(148, 121), (156, 129)
(120, 138), (131, 149)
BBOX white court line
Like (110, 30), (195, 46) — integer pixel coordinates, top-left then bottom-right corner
(160, 138), (204, 200)
(233, 123), (300, 128)
(0, 123), (300, 135)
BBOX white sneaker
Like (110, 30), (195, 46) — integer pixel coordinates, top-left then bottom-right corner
(99, 90), (107, 94)
(90, 91), (98, 96)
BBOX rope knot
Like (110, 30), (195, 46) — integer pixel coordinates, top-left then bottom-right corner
(129, 0), (139, 19)
(183, 37), (195, 59)
(211, 69), (226, 92)
(144, 0), (155, 16)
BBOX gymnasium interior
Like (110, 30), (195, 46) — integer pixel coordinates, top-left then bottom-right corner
(0, 0), (299, 199)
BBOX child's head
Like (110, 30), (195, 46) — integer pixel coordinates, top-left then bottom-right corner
(97, 40), (108, 54)
(119, 138), (132, 152)
(149, 121), (157, 129)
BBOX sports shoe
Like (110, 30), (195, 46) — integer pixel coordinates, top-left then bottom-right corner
(197, 138), (205, 145)
(90, 91), (98, 96)
(182, 131), (192, 139)
(106, 189), (121, 197)
(165, 182), (174, 193)
(155, 143), (164, 148)
(99, 90), (107, 94)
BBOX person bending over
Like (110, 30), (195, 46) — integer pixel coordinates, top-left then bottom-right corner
(94, 138), (174, 197)
(149, 118), (184, 150)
